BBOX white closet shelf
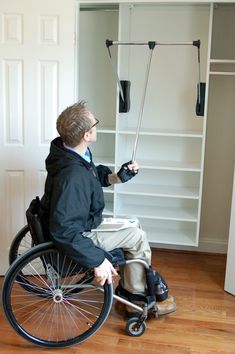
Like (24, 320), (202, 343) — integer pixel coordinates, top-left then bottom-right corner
(116, 183), (199, 199)
(210, 72), (235, 76)
(103, 188), (114, 194)
(210, 59), (235, 76)
(116, 205), (198, 222)
(146, 226), (197, 246)
(210, 59), (235, 64)
(103, 202), (114, 216)
(118, 159), (201, 172)
(97, 127), (116, 134)
(117, 128), (203, 138)
(95, 157), (115, 166)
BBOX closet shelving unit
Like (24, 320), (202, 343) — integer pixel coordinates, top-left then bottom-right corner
(78, 1), (234, 248)
(210, 60), (235, 76)
(210, 3), (235, 76)
(114, 129), (203, 246)
(204, 2), (235, 249)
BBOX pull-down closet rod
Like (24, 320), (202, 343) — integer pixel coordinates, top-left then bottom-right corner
(106, 39), (201, 161)
(109, 40), (200, 47)
(107, 40), (200, 47)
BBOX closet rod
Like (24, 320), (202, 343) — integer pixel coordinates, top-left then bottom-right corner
(107, 40), (200, 47)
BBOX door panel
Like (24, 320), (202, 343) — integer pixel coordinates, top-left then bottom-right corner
(0, 0), (75, 273)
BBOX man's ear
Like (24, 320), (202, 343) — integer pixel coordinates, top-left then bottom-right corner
(83, 131), (90, 142)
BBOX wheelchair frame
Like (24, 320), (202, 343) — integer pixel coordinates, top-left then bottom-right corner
(2, 199), (159, 348)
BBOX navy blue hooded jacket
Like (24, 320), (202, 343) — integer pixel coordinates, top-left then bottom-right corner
(40, 137), (112, 268)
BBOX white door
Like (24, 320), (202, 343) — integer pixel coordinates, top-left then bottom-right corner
(0, 0), (75, 274)
(224, 165), (235, 296)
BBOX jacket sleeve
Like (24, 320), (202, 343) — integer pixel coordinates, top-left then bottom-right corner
(96, 165), (112, 187)
(49, 173), (105, 269)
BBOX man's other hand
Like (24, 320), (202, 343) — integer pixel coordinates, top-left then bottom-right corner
(94, 258), (118, 286)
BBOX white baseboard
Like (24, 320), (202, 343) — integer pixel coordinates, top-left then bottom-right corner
(151, 237), (228, 254)
(0, 265), (7, 276)
(0, 253), (9, 275)
(197, 238), (228, 254)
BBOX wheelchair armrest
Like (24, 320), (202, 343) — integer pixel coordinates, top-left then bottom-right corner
(105, 248), (126, 266)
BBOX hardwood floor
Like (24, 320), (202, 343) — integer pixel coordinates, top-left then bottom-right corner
(0, 249), (234, 354)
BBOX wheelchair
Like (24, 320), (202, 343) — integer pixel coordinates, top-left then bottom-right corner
(2, 198), (166, 348)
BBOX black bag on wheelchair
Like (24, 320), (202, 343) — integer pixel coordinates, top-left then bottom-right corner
(146, 266), (169, 302)
(153, 271), (169, 302)
(26, 197), (48, 245)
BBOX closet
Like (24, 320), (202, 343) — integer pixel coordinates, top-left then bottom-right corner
(78, 2), (235, 251)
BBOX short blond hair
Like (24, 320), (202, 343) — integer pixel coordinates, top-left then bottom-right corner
(56, 101), (93, 147)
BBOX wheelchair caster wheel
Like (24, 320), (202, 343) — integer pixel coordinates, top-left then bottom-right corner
(126, 317), (146, 337)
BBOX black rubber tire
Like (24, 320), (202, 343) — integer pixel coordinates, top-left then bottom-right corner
(2, 242), (113, 348)
(126, 317), (146, 337)
(9, 225), (33, 264)
(8, 225), (39, 294)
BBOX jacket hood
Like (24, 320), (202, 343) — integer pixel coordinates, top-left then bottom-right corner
(45, 137), (91, 176)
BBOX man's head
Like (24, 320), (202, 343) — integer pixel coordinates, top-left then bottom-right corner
(56, 101), (98, 147)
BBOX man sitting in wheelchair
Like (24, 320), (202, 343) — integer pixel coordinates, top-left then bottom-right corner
(39, 101), (176, 318)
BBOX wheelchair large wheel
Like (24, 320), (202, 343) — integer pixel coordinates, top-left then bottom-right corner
(2, 242), (113, 348)
(9, 225), (33, 264)
(9, 225), (41, 295)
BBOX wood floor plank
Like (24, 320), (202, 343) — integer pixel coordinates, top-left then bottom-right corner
(0, 249), (234, 354)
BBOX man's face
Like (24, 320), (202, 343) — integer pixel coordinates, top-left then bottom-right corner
(86, 112), (97, 143)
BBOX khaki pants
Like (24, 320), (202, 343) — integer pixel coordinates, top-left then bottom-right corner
(84, 226), (151, 294)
